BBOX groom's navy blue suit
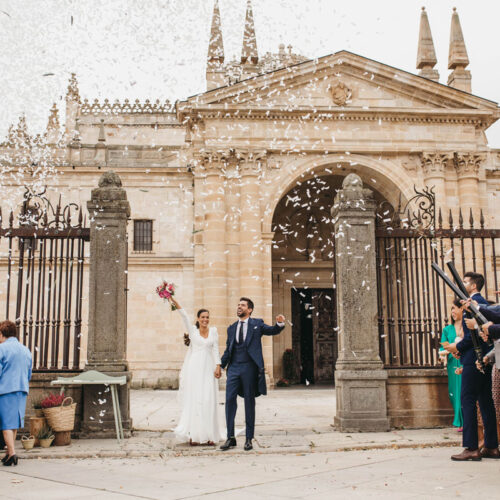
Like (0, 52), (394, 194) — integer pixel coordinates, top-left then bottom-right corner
(221, 317), (284, 440)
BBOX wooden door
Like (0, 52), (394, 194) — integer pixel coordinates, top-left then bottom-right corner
(312, 289), (337, 382)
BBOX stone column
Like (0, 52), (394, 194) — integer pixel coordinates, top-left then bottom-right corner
(331, 174), (389, 432)
(454, 153), (484, 219)
(239, 152), (274, 373)
(421, 153), (451, 211)
(82, 170), (131, 437)
(200, 156), (227, 332)
(239, 153), (264, 307)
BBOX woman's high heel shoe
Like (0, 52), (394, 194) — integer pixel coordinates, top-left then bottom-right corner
(1, 454), (8, 464)
(3, 455), (18, 466)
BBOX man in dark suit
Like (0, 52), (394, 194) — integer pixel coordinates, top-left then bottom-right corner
(446, 272), (499, 460)
(220, 297), (285, 451)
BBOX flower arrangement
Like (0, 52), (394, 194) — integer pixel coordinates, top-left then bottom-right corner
(156, 281), (177, 310)
(41, 393), (66, 409)
(276, 378), (290, 387)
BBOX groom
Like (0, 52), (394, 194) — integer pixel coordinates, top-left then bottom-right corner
(219, 297), (285, 451)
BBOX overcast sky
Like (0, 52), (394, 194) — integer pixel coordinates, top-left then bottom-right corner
(0, 0), (499, 146)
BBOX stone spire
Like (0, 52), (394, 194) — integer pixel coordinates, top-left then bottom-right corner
(447, 8), (471, 92)
(241, 0), (258, 65)
(416, 7), (439, 82)
(206, 0), (226, 91)
(46, 103), (60, 145)
(65, 73), (81, 136)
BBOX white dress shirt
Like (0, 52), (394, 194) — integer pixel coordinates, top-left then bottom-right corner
(236, 318), (249, 342)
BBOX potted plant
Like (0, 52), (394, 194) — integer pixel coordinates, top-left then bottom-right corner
(21, 435), (35, 450)
(37, 427), (54, 448)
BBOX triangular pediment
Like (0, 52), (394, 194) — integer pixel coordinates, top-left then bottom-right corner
(183, 51), (498, 115)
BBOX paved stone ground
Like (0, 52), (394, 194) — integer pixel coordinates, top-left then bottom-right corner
(2, 447), (499, 499)
(16, 387), (463, 459)
(131, 387), (337, 434)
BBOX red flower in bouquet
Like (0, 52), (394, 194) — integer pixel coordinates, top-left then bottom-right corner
(156, 281), (177, 310)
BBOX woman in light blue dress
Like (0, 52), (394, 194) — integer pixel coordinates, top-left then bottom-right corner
(0, 321), (32, 466)
(439, 299), (464, 430)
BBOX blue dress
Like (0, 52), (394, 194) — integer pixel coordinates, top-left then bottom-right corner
(0, 391), (27, 430)
(0, 337), (32, 430)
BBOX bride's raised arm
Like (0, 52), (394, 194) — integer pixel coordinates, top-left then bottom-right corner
(170, 298), (195, 338)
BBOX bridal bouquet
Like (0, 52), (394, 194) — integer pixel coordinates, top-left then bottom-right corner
(156, 281), (177, 310)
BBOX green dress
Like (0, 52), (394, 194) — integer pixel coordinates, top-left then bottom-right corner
(439, 324), (463, 428)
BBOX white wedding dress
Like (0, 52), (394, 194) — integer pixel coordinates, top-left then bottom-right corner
(174, 308), (225, 443)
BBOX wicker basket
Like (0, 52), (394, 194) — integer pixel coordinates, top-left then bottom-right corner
(43, 397), (76, 432)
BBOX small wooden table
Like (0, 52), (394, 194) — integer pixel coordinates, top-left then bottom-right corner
(51, 370), (127, 442)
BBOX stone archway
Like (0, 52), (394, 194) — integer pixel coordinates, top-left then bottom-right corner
(270, 171), (393, 389)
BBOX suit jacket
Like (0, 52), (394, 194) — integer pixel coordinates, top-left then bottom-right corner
(478, 304), (500, 324)
(0, 337), (32, 395)
(456, 293), (490, 366)
(221, 317), (284, 397)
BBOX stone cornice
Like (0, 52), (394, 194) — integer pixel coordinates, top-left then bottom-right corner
(454, 152), (486, 178)
(420, 152), (453, 177)
(178, 105), (494, 128)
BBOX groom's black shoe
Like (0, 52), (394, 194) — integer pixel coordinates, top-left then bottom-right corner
(220, 438), (236, 451)
(244, 439), (253, 451)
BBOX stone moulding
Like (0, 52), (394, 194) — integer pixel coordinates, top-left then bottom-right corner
(177, 106), (492, 127)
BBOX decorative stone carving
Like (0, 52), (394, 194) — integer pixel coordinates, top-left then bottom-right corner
(454, 153), (485, 178)
(194, 148), (267, 173)
(330, 80), (352, 106)
(421, 152), (453, 177)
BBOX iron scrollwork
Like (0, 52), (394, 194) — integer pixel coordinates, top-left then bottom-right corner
(376, 185), (435, 231)
(19, 186), (85, 230)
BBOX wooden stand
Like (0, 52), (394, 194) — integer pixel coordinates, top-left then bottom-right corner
(54, 431), (71, 446)
(29, 417), (46, 447)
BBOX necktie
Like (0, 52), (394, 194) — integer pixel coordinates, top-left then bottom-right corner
(238, 321), (244, 344)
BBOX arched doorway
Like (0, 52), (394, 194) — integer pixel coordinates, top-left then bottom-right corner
(271, 172), (389, 385)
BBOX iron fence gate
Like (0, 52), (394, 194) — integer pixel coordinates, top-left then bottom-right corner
(376, 188), (499, 368)
(0, 190), (89, 371)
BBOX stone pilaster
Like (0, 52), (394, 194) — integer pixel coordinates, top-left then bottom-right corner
(331, 173), (389, 432)
(421, 152), (452, 209)
(239, 151), (266, 308)
(82, 170), (131, 437)
(454, 152), (485, 218)
(199, 153), (227, 331)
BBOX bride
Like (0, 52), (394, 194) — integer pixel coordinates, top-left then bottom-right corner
(168, 297), (224, 445)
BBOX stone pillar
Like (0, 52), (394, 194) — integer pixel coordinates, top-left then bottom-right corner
(421, 153), (451, 211)
(454, 153), (484, 219)
(193, 171), (206, 309)
(239, 152), (274, 373)
(331, 174), (389, 432)
(201, 157), (227, 332)
(239, 155), (263, 308)
(82, 170), (132, 437)
(225, 165), (241, 321)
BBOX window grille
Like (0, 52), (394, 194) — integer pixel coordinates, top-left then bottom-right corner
(133, 220), (153, 252)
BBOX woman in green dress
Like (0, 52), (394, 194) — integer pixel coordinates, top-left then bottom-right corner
(439, 299), (464, 430)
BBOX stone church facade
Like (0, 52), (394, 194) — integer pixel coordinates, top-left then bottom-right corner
(1, 2), (499, 401)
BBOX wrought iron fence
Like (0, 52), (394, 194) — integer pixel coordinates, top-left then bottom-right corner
(376, 188), (499, 368)
(0, 190), (89, 371)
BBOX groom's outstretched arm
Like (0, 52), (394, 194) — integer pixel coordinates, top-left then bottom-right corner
(220, 326), (232, 369)
(261, 315), (286, 336)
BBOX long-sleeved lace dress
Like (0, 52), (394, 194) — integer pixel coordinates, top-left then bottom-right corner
(174, 308), (224, 443)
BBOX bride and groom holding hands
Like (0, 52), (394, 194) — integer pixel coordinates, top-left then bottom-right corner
(169, 295), (285, 451)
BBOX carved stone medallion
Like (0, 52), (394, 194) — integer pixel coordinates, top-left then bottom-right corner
(330, 80), (352, 106)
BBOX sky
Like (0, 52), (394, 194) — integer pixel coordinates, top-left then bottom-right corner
(0, 0), (499, 146)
